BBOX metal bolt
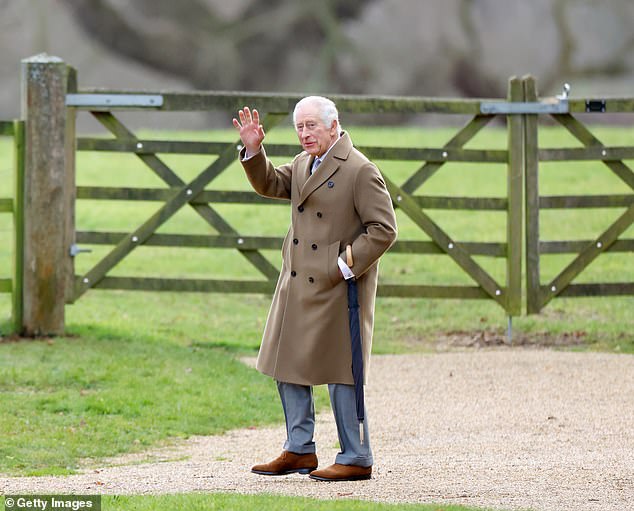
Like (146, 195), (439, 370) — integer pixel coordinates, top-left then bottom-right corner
(136, 142), (143, 150)
(186, 189), (193, 195)
(83, 277), (89, 284)
(397, 195), (402, 202)
(551, 285), (556, 292)
(596, 241), (602, 248)
(559, 83), (571, 99)
(448, 242), (454, 249)
(495, 289), (501, 296)
(132, 236), (139, 242)
(442, 151), (448, 158)
(237, 144), (243, 151)
(601, 149), (607, 157)
(237, 238), (244, 245)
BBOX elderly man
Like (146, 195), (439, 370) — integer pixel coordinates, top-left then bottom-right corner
(232, 96), (397, 481)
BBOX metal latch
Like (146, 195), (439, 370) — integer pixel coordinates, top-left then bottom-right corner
(70, 244), (92, 257)
(480, 83), (570, 115)
(585, 100), (606, 113)
(66, 94), (164, 108)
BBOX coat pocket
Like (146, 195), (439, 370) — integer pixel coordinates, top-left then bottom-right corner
(327, 240), (342, 286)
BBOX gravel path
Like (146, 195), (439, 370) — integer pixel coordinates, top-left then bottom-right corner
(1, 350), (633, 511)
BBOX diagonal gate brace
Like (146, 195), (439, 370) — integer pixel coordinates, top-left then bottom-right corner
(383, 176), (507, 308)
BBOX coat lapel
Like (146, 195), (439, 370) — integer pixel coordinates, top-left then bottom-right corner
(298, 132), (353, 206)
(295, 154), (313, 199)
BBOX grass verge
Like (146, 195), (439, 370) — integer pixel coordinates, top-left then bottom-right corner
(0, 494), (509, 511)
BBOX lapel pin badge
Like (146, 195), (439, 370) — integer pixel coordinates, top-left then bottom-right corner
(328, 181), (335, 188)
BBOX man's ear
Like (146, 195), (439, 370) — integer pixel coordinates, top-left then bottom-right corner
(330, 120), (338, 135)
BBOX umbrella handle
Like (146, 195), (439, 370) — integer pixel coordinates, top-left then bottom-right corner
(346, 245), (354, 268)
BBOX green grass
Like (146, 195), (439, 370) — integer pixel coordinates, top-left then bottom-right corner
(0, 123), (632, 482)
(0, 494), (507, 511)
(0, 324), (283, 475)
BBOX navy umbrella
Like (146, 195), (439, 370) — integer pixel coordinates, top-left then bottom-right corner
(345, 246), (365, 444)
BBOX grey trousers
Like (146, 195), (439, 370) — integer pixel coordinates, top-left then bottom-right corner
(277, 381), (373, 467)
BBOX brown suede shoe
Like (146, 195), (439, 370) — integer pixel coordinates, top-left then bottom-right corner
(251, 451), (318, 476)
(309, 463), (372, 481)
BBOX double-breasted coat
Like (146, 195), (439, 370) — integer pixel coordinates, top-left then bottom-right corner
(240, 132), (397, 386)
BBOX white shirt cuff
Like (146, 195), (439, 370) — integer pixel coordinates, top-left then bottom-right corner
(337, 257), (355, 280)
(242, 147), (261, 161)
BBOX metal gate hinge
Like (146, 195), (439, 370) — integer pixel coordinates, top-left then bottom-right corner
(66, 94), (164, 108)
(70, 244), (92, 257)
(480, 83), (571, 115)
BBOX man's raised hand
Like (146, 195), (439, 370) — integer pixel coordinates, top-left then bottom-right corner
(232, 107), (265, 155)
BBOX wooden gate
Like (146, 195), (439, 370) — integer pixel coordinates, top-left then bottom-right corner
(521, 76), (634, 313)
(14, 56), (634, 335)
(67, 86), (523, 316)
(0, 119), (24, 331)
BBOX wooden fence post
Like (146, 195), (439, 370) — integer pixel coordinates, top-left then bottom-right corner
(12, 120), (25, 333)
(65, 67), (77, 304)
(506, 77), (524, 316)
(20, 54), (71, 336)
(523, 75), (541, 314)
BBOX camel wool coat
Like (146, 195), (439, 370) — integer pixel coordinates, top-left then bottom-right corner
(240, 132), (397, 386)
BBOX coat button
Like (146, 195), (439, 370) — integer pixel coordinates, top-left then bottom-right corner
(311, 243), (317, 250)
(293, 238), (299, 245)
(316, 212), (322, 218)
(298, 205), (304, 212)
(291, 270), (297, 277)
(308, 277), (314, 283)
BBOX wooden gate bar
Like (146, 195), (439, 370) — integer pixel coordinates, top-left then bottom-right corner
(78, 232), (284, 250)
(0, 199), (12, 212)
(540, 147), (634, 161)
(76, 136), (505, 163)
(377, 285), (489, 299)
(75, 231), (507, 257)
(93, 276), (276, 294)
(523, 76), (541, 314)
(0, 121), (17, 296)
(78, 138), (233, 154)
(383, 176), (506, 307)
(540, 195), (633, 208)
(558, 283), (634, 297)
(72, 89), (484, 114)
(567, 98), (634, 113)
(506, 77), (525, 316)
(76, 187), (508, 211)
(64, 67), (78, 305)
(0, 121), (14, 135)
(12, 119), (25, 330)
(540, 239), (634, 254)
(76, 187), (282, 205)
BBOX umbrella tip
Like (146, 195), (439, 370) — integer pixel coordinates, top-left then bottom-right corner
(359, 421), (364, 446)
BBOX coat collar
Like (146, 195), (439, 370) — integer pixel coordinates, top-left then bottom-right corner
(297, 132), (353, 206)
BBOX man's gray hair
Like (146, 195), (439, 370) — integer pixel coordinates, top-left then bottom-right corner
(293, 96), (342, 132)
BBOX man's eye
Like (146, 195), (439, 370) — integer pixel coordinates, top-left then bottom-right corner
(306, 122), (316, 129)
(296, 125), (304, 130)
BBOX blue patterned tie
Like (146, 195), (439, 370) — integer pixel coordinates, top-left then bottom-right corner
(311, 157), (321, 175)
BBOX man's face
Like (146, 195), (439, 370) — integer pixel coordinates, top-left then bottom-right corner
(294, 103), (338, 157)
